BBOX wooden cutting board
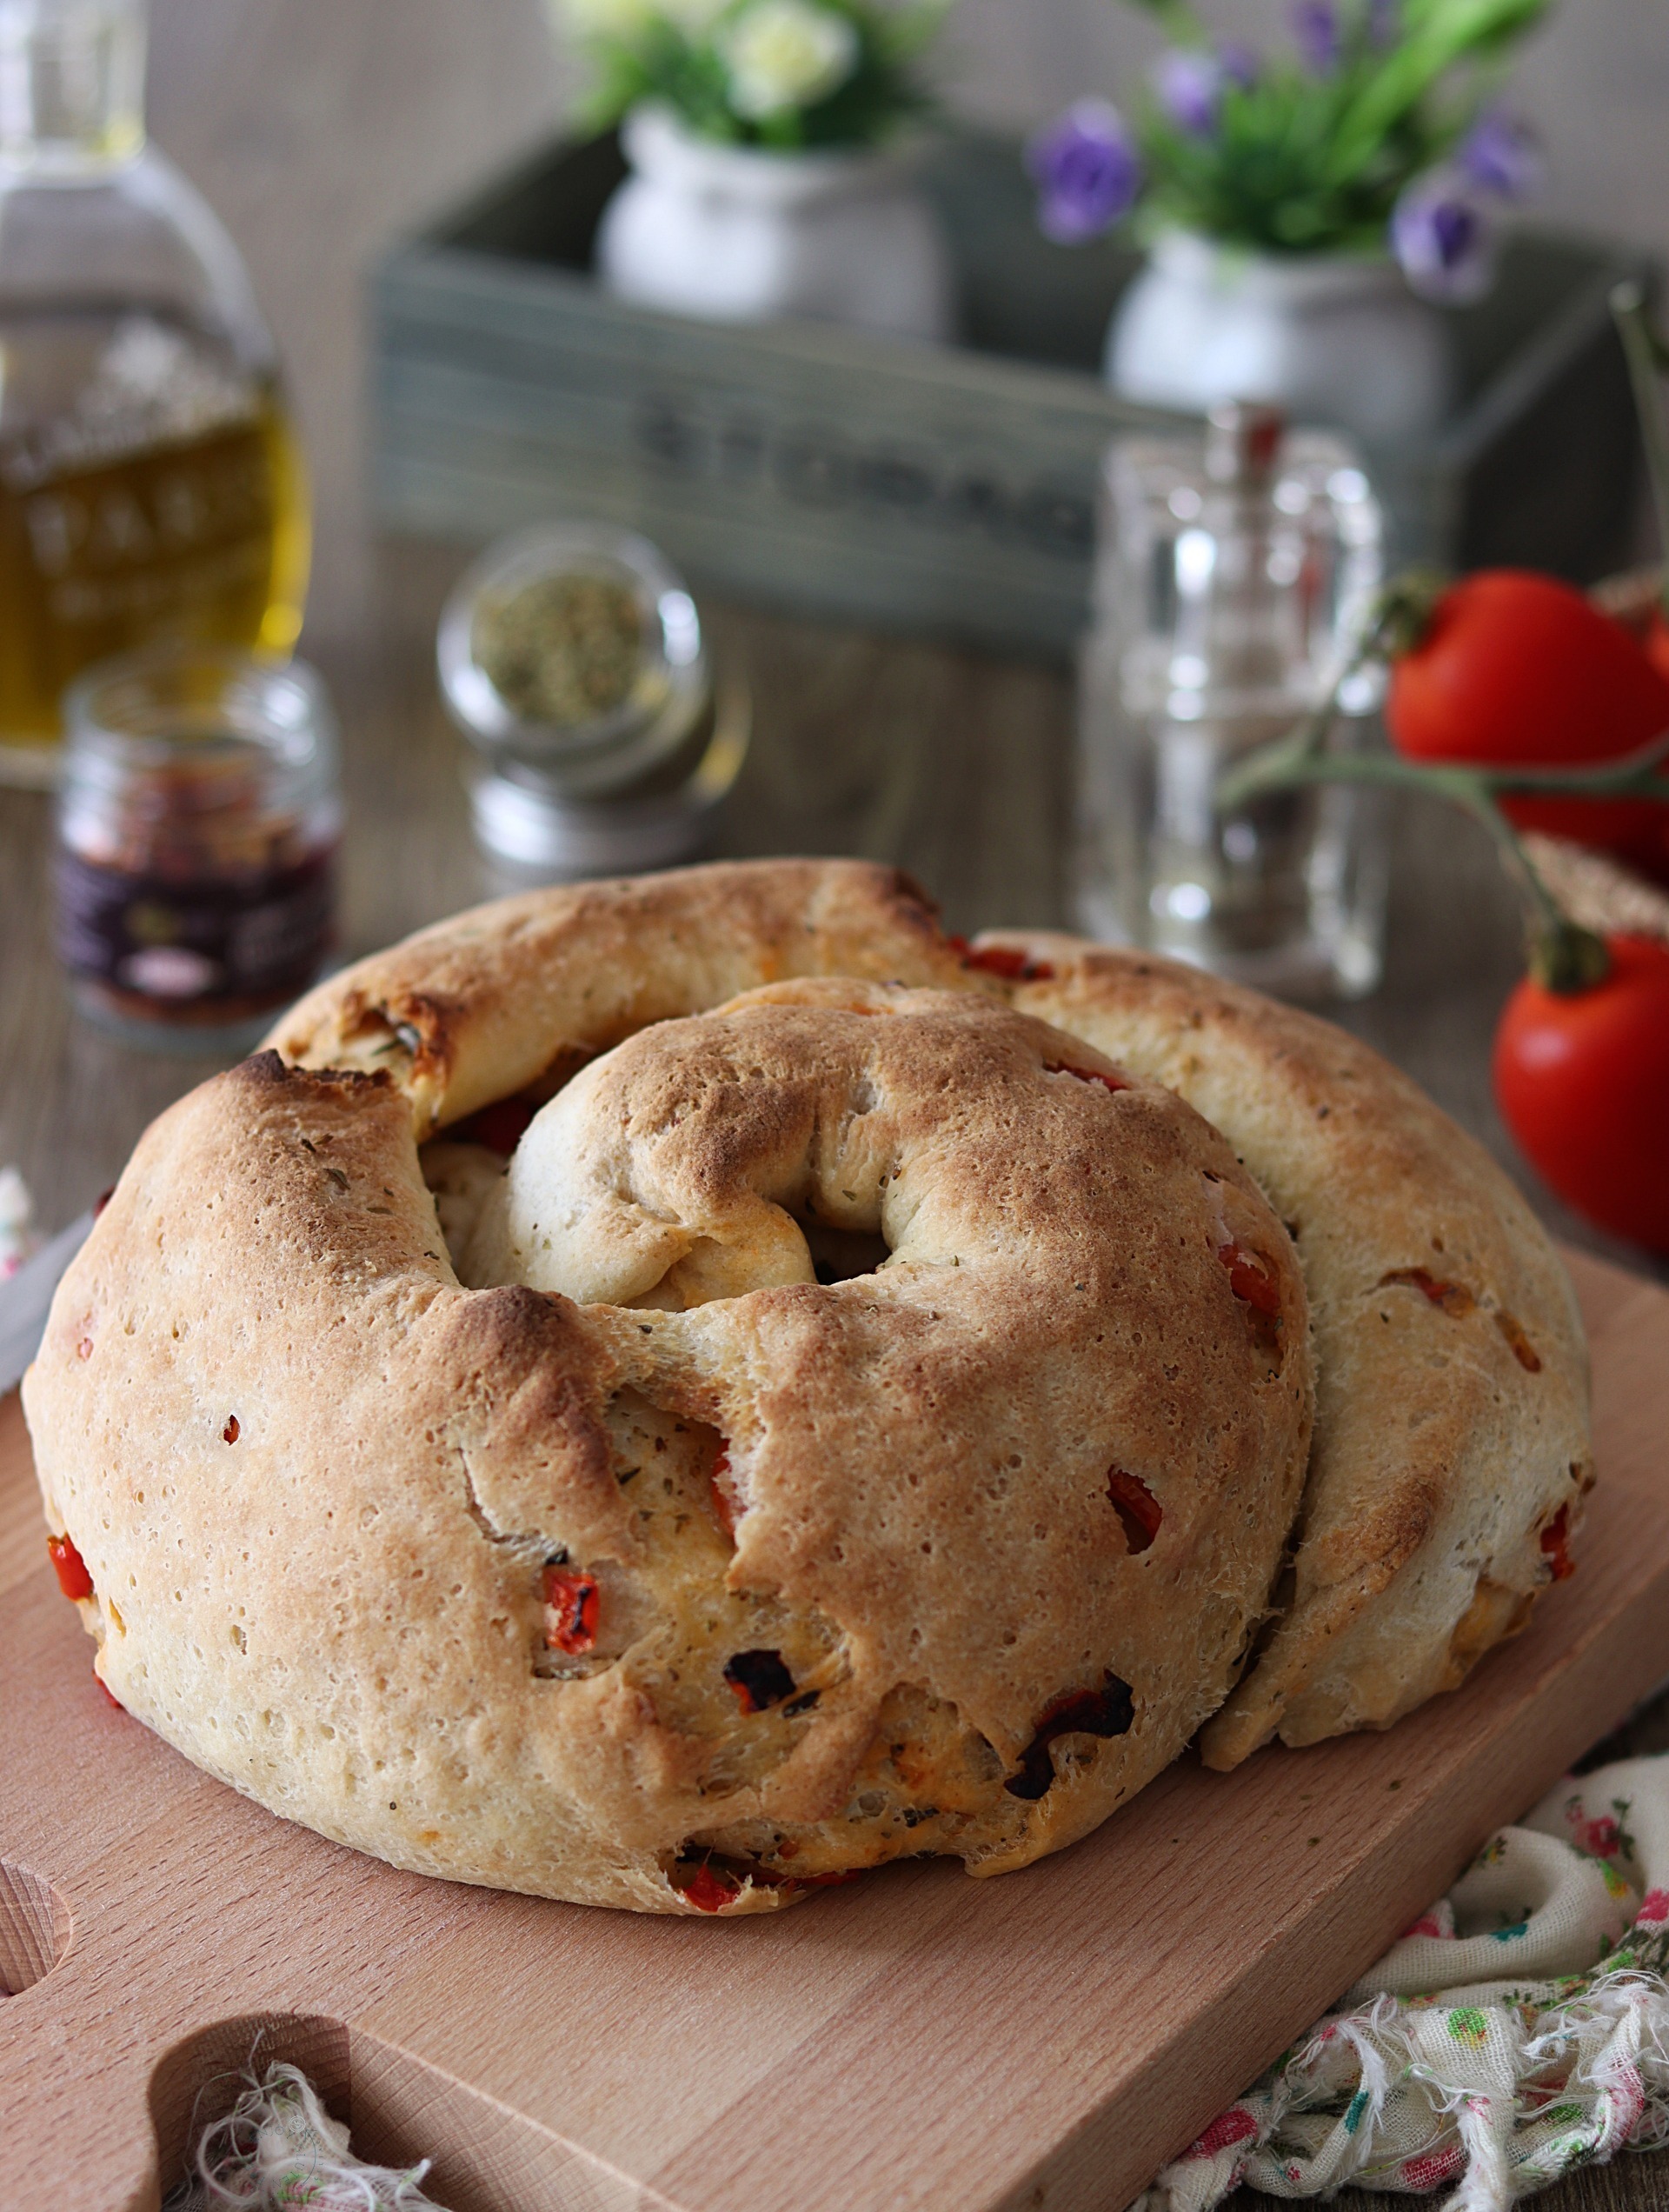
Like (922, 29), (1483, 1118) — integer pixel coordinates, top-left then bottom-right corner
(4, 1247), (1669, 2212)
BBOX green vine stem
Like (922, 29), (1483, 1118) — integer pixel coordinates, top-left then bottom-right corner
(1612, 281), (1669, 623)
(1218, 730), (1669, 994)
(1220, 727), (1669, 811)
(1274, 578), (1446, 764)
(1209, 296), (1669, 996)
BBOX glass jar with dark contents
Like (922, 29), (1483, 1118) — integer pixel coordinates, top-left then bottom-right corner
(57, 644), (339, 1049)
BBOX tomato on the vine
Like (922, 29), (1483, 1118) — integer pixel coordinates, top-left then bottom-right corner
(1387, 571), (1669, 871)
(1647, 608), (1669, 694)
(1493, 934), (1669, 1254)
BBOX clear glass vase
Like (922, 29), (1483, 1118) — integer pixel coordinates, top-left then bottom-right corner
(1075, 403), (1389, 1002)
(0, 0), (309, 786)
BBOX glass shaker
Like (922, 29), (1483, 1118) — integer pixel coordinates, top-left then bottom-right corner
(1075, 403), (1387, 1001)
(0, 0), (310, 785)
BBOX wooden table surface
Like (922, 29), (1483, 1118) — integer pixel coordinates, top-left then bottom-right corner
(3, 535), (1669, 2212)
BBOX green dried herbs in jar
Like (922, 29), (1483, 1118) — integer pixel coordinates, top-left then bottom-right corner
(470, 572), (644, 730)
(437, 523), (748, 876)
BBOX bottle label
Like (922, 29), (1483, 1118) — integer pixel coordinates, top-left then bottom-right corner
(56, 844), (336, 1013)
(0, 313), (304, 744)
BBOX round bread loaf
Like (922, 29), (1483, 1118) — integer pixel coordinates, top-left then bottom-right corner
(24, 860), (1591, 1914)
(975, 930), (1594, 1764)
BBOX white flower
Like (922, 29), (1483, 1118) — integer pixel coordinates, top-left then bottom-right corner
(718, 0), (860, 120)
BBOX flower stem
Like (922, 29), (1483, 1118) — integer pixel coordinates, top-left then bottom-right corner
(1612, 281), (1669, 623)
(1121, 0), (1208, 40)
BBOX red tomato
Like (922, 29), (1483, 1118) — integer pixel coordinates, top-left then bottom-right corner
(1639, 613), (1669, 861)
(1388, 571), (1669, 869)
(1493, 934), (1669, 1253)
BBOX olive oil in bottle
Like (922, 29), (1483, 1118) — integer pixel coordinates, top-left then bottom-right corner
(0, 0), (309, 785)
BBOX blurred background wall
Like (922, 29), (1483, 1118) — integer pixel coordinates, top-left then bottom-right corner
(139, 0), (1669, 637)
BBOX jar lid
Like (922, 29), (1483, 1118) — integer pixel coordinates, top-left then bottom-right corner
(467, 673), (750, 882)
(62, 644), (338, 811)
(437, 524), (713, 801)
(1203, 401), (1286, 488)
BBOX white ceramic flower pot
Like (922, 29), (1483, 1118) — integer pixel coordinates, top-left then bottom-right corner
(1107, 231), (1453, 444)
(596, 104), (954, 342)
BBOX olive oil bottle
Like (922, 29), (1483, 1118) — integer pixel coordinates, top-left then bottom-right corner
(0, 0), (309, 785)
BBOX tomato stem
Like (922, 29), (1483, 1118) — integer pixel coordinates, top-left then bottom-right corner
(1222, 743), (1608, 989)
(1219, 724), (1669, 814)
(1612, 282), (1669, 624)
(1367, 570), (1451, 663)
(1483, 730), (1669, 801)
(1279, 579), (1448, 768)
(1217, 543), (1669, 995)
(1215, 637), (1669, 993)
(1441, 777), (1604, 992)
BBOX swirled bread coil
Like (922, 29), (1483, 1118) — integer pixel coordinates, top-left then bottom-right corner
(23, 861), (1589, 1914)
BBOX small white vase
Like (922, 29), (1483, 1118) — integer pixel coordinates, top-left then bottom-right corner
(1107, 231), (1452, 444)
(595, 104), (954, 343)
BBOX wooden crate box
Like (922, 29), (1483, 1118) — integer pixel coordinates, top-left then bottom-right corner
(371, 130), (1650, 659)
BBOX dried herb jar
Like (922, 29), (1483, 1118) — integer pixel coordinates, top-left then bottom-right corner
(438, 523), (748, 878)
(57, 644), (340, 1049)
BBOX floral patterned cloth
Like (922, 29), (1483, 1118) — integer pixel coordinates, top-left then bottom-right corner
(1136, 1756), (1669, 2212)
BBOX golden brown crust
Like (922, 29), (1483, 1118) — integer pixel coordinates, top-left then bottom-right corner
(973, 931), (1593, 1765)
(26, 861), (1593, 1915)
(26, 978), (1311, 1909)
(266, 859), (972, 1136)
(471, 980), (1313, 1838)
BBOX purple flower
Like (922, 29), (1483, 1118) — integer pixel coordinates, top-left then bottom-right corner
(1291, 0), (1340, 73)
(1460, 109), (1543, 200)
(1392, 170), (1495, 303)
(1152, 49), (1227, 136)
(1366, 0), (1400, 46)
(1027, 100), (1142, 244)
(1219, 40), (1260, 89)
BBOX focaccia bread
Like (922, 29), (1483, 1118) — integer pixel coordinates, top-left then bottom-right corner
(24, 860), (1591, 1912)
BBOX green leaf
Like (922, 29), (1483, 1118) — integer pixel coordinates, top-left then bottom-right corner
(567, 0), (944, 147)
(1120, 0), (1207, 30)
(1323, 0), (1551, 181)
(1114, 0), (1545, 251)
